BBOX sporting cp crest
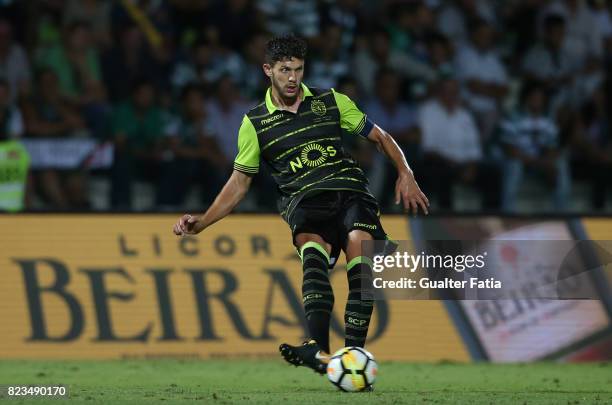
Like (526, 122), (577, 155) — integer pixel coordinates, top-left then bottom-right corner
(311, 99), (327, 116)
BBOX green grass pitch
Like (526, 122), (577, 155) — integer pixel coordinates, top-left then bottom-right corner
(0, 359), (610, 404)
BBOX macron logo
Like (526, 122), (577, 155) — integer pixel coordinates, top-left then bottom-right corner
(354, 222), (377, 230)
(261, 114), (283, 125)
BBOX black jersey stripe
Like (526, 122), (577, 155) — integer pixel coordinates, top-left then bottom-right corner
(256, 117), (295, 134)
(261, 121), (339, 151)
(288, 169), (365, 197)
(277, 159), (345, 183)
(313, 90), (333, 98)
(299, 105), (338, 119)
(245, 102), (268, 119)
(304, 105), (339, 115)
(249, 111), (274, 120)
(281, 187), (373, 219)
(251, 99), (338, 123)
(279, 163), (362, 190)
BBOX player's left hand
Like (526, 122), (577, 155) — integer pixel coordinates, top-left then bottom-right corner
(395, 171), (429, 216)
(173, 214), (202, 236)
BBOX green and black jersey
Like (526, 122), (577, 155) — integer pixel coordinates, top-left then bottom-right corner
(233, 83), (376, 221)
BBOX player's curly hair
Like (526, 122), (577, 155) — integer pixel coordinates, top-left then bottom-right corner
(264, 34), (307, 65)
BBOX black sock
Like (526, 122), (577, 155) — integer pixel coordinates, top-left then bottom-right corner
(300, 241), (333, 353)
(344, 257), (374, 348)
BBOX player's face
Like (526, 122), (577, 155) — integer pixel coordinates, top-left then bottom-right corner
(265, 58), (304, 100)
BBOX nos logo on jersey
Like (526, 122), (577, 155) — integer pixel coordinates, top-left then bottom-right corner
(289, 143), (337, 173)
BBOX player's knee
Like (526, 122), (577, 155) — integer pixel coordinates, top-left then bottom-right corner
(346, 230), (373, 257)
(347, 229), (374, 243)
(295, 233), (331, 254)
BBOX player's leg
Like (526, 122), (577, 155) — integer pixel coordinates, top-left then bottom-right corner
(279, 232), (332, 374)
(295, 233), (334, 354)
(344, 229), (375, 348)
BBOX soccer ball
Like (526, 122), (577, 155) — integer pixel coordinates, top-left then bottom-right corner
(326, 347), (377, 392)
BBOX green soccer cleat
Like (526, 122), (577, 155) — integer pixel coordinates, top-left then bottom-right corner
(279, 339), (328, 375)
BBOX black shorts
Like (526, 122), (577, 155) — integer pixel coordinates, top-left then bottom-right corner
(287, 190), (388, 268)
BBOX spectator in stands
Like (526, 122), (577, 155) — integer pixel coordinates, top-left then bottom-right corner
(0, 0), (608, 214)
(157, 85), (226, 208)
(505, 0), (543, 60)
(352, 28), (437, 97)
(206, 75), (251, 167)
(0, 18), (31, 103)
(418, 77), (501, 210)
(335, 75), (372, 171)
(319, 0), (364, 57)
(102, 24), (168, 103)
(424, 32), (454, 80)
(455, 18), (509, 140)
(436, 0), (497, 47)
(541, 2), (606, 109)
(164, 0), (213, 41)
(522, 14), (575, 111)
(543, 0), (604, 64)
(35, 21), (107, 139)
(256, 0), (319, 39)
(308, 25), (348, 89)
(387, 1), (435, 62)
(28, 4), (64, 51)
(210, 0), (259, 51)
(240, 32), (269, 99)
(0, 78), (24, 139)
(23, 69), (87, 138)
(110, 79), (165, 209)
(0, 79), (30, 212)
(35, 21), (105, 106)
(571, 81), (611, 210)
(365, 68), (421, 209)
(22, 69), (89, 209)
(63, 0), (112, 48)
(206, 75), (279, 211)
(590, 0), (612, 55)
(171, 37), (244, 97)
(499, 81), (571, 212)
(408, 31), (455, 99)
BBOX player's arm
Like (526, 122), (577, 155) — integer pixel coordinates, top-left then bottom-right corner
(173, 170), (253, 235)
(173, 115), (260, 235)
(332, 89), (429, 215)
(366, 124), (429, 215)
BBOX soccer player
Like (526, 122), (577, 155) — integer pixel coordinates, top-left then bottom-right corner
(172, 34), (428, 374)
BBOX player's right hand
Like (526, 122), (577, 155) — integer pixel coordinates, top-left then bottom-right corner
(173, 214), (201, 236)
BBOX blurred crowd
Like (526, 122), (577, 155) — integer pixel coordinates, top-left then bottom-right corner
(0, 0), (610, 213)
